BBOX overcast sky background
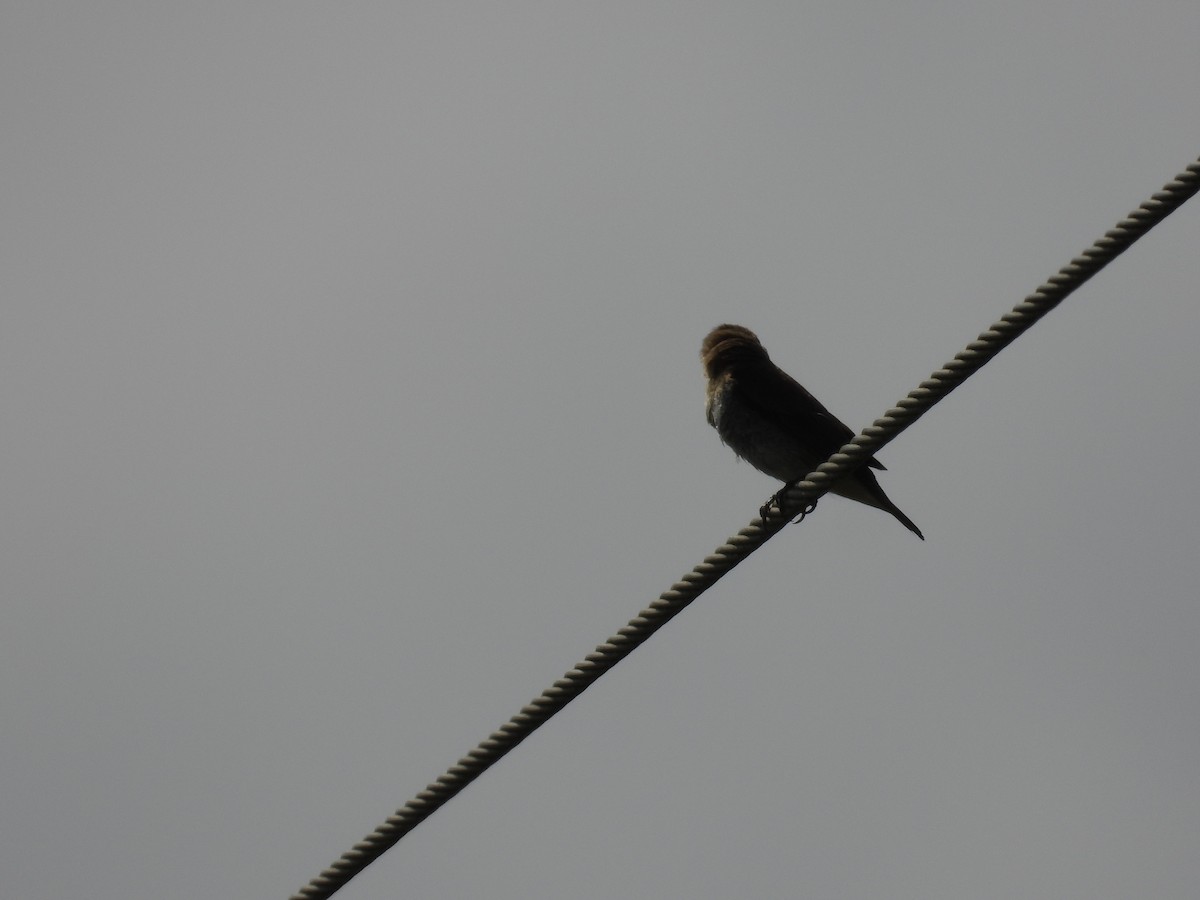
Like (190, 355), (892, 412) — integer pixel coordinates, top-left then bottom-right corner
(4, 4), (1199, 898)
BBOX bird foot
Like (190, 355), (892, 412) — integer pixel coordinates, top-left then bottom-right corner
(760, 484), (818, 524)
(791, 500), (818, 525)
(759, 485), (788, 521)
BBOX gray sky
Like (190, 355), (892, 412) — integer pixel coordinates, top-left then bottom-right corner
(4, 3), (1199, 898)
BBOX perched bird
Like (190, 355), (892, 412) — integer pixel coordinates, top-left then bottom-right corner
(701, 324), (923, 539)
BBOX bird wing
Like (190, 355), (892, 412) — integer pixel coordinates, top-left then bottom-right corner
(732, 361), (886, 470)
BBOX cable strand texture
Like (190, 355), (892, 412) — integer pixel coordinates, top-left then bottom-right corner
(291, 157), (1199, 900)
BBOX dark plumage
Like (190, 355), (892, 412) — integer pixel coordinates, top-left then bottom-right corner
(702, 324), (923, 539)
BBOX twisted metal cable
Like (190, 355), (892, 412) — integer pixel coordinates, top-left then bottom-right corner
(770, 158), (1200, 521)
(291, 156), (1199, 900)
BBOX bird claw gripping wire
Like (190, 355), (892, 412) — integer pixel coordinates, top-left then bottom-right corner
(791, 500), (819, 525)
(760, 485), (818, 524)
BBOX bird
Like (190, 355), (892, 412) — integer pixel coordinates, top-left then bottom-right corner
(701, 323), (923, 539)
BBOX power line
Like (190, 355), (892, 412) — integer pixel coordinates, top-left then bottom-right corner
(290, 156), (1200, 900)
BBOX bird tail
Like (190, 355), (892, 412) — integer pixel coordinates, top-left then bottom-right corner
(883, 501), (924, 541)
(832, 469), (925, 540)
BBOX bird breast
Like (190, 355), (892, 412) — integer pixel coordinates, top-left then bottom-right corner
(707, 380), (814, 483)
